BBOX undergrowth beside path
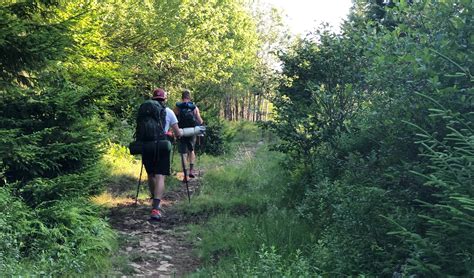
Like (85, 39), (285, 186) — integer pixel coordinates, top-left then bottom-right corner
(164, 123), (322, 277)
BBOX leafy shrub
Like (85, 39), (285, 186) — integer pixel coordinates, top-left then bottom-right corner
(388, 107), (474, 276)
(0, 2), (116, 274)
(0, 187), (116, 275)
(0, 187), (31, 274)
(268, 0), (473, 275)
(199, 118), (226, 156)
(30, 199), (116, 275)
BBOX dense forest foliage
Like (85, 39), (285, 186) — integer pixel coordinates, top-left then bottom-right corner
(1, 0), (472, 276)
(0, 0), (283, 274)
(268, 0), (473, 275)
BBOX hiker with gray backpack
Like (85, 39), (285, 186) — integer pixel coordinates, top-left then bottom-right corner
(134, 88), (181, 221)
(174, 89), (203, 178)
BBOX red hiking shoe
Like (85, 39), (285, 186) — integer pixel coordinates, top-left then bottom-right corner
(149, 208), (162, 221)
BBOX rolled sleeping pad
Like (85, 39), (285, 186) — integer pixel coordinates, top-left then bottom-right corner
(180, 126), (206, 137)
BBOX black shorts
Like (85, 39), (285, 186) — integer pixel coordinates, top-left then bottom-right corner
(178, 135), (196, 154)
(142, 140), (171, 175)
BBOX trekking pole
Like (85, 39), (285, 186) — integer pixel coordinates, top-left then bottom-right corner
(180, 153), (191, 203)
(170, 141), (175, 173)
(135, 162), (144, 206)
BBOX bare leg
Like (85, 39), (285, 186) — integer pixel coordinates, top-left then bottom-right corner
(148, 174), (165, 198)
(148, 174), (155, 197)
(149, 174), (165, 220)
(153, 174), (166, 200)
(188, 150), (196, 165)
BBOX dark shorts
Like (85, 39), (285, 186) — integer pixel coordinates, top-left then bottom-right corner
(178, 135), (196, 154)
(142, 140), (172, 175)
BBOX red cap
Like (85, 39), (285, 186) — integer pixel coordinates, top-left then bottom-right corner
(152, 88), (167, 100)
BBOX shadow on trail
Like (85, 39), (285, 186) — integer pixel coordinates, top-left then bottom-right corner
(107, 171), (203, 277)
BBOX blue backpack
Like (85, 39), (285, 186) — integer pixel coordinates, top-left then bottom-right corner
(176, 101), (197, 128)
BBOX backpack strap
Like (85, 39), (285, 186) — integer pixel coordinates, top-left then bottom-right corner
(151, 100), (167, 162)
(155, 100), (166, 133)
(176, 101), (196, 110)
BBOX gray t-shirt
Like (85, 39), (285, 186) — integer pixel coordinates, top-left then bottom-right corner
(164, 107), (178, 132)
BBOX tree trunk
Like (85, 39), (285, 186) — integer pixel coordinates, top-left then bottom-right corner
(264, 99), (269, 121)
(258, 94), (264, 121)
(234, 97), (239, 121)
(252, 93), (257, 122)
(224, 94), (230, 120)
(240, 95), (245, 120)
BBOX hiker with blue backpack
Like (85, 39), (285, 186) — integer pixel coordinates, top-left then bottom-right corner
(174, 89), (203, 178)
(135, 88), (181, 221)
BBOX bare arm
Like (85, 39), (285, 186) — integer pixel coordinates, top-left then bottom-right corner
(194, 106), (204, 125)
(171, 123), (182, 138)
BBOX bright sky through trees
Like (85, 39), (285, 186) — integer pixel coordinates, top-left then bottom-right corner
(265, 0), (353, 34)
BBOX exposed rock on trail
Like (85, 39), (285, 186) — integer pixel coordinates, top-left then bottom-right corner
(108, 172), (202, 277)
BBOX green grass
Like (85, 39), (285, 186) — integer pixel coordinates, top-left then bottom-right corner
(175, 125), (320, 276)
(100, 123), (320, 276)
(188, 208), (316, 259)
(178, 146), (286, 215)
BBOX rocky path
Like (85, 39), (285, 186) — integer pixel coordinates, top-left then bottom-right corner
(108, 172), (202, 277)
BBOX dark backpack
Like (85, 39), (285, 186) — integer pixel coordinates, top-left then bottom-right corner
(136, 100), (166, 141)
(176, 101), (197, 128)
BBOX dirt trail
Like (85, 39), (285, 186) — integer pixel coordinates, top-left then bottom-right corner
(108, 172), (202, 277)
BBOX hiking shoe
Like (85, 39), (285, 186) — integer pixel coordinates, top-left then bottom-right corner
(149, 208), (162, 221)
(188, 169), (195, 178)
